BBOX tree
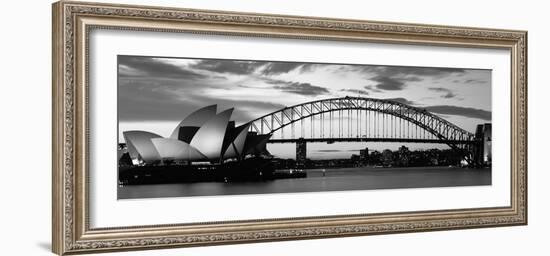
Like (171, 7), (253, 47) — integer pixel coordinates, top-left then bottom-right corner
(397, 145), (410, 167)
(381, 149), (394, 166)
(369, 150), (382, 165)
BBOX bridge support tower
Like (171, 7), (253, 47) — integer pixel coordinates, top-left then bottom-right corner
(472, 123), (492, 167)
(296, 138), (307, 168)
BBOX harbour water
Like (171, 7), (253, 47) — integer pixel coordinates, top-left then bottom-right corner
(118, 166), (491, 199)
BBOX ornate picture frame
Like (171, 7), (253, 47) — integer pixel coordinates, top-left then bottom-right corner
(52, 1), (527, 255)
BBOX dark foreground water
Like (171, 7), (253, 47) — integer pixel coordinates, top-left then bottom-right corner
(118, 166), (491, 199)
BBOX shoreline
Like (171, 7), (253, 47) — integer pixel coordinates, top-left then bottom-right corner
(289, 166), (489, 172)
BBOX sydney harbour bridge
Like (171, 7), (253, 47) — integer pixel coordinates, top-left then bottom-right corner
(248, 96), (489, 166)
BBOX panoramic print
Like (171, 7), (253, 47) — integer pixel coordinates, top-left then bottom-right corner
(117, 55), (492, 199)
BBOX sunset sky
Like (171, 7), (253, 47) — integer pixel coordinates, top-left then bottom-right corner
(118, 55), (491, 159)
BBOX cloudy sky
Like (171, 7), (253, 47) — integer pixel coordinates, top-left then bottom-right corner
(118, 55), (491, 158)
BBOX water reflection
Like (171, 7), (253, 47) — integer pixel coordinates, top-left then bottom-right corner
(118, 166), (491, 199)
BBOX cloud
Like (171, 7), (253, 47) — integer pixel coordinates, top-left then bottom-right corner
(442, 93), (456, 99)
(241, 78), (330, 96)
(353, 65), (466, 91)
(237, 84), (262, 89)
(275, 82), (330, 96)
(368, 72), (424, 91)
(190, 59), (316, 76)
(263, 78), (330, 96)
(371, 76), (406, 90)
(190, 59), (265, 75)
(424, 105), (491, 121)
(453, 78), (489, 85)
(363, 85), (383, 93)
(359, 66), (466, 78)
(118, 80), (198, 122)
(428, 87), (457, 99)
(118, 73), (286, 123)
(260, 62), (314, 75)
(385, 97), (416, 105)
(401, 66), (465, 77)
(339, 88), (369, 95)
(464, 79), (488, 84)
(118, 56), (207, 80)
(119, 79), (285, 122)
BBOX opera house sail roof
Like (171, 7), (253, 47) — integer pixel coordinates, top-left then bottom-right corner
(169, 104), (217, 141)
(123, 131), (162, 165)
(189, 108), (234, 161)
(122, 105), (270, 166)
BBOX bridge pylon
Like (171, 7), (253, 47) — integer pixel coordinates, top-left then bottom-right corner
(296, 138), (307, 168)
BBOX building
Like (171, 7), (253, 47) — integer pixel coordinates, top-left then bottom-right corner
(122, 105), (271, 166)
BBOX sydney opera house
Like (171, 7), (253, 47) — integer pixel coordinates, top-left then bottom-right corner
(121, 105), (271, 167)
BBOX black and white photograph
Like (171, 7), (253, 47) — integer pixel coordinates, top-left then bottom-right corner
(117, 55), (492, 199)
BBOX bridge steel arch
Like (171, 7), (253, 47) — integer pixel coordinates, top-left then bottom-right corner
(248, 96), (476, 150)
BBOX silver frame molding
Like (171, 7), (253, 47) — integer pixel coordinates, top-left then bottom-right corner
(52, 1), (527, 255)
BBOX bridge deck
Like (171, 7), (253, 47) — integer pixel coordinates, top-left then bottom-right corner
(268, 137), (476, 144)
